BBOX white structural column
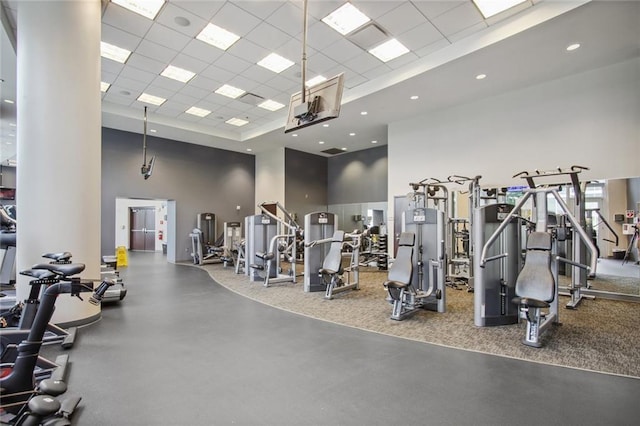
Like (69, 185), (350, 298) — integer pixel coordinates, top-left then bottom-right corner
(16, 0), (101, 325)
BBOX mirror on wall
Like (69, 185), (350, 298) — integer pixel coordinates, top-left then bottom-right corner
(327, 201), (387, 234)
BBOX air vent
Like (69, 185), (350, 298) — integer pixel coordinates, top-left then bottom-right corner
(238, 92), (265, 105)
(321, 148), (345, 155)
(347, 23), (389, 50)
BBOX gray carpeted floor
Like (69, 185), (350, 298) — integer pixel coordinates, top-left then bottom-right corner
(201, 263), (640, 378)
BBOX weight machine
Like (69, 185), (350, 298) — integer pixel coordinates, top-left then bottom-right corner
(303, 212), (338, 292)
(190, 213), (224, 265)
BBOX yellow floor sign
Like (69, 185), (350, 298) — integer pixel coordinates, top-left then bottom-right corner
(116, 246), (128, 268)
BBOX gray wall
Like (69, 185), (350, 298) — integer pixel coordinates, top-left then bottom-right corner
(284, 148), (328, 220)
(327, 145), (388, 204)
(102, 128), (255, 262)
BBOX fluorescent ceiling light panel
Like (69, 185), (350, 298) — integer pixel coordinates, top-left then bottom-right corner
(215, 84), (245, 99)
(257, 53), (294, 73)
(226, 117), (249, 127)
(369, 38), (409, 62)
(111, 0), (165, 20)
(186, 106), (211, 117)
(472, 0), (527, 19)
(137, 93), (166, 106)
(161, 65), (196, 83)
(101, 82), (111, 92)
(100, 41), (131, 63)
(306, 75), (327, 87)
(322, 3), (370, 35)
(258, 99), (285, 111)
(196, 23), (240, 51)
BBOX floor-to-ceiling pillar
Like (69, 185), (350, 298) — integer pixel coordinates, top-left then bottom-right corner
(16, 0), (101, 325)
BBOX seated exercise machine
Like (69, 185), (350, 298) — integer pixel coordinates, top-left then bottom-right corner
(303, 212), (337, 293)
(306, 229), (361, 299)
(190, 212), (225, 265)
(0, 264), (92, 424)
(248, 202), (302, 287)
(480, 167), (597, 347)
(384, 232), (416, 320)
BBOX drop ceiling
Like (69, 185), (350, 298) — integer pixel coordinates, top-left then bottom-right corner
(0, 0), (638, 164)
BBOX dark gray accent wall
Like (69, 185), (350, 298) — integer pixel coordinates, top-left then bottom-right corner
(284, 148), (328, 220)
(327, 145), (387, 204)
(102, 128), (254, 261)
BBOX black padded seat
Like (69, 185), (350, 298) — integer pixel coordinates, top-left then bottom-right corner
(19, 269), (57, 280)
(383, 232), (415, 291)
(515, 232), (555, 304)
(319, 231), (345, 276)
(27, 395), (61, 417)
(255, 251), (274, 261)
(31, 262), (86, 278)
(42, 251), (73, 262)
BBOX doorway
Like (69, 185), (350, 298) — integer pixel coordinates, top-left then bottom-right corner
(129, 207), (156, 251)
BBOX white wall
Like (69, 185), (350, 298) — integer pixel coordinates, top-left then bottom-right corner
(114, 198), (167, 252)
(255, 148), (285, 213)
(389, 58), (640, 199)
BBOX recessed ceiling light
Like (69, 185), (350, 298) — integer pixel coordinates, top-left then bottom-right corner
(319, 141), (325, 145)
(226, 117), (249, 127)
(137, 93), (166, 106)
(369, 38), (409, 62)
(215, 84), (245, 99)
(257, 53), (295, 73)
(361, 111), (368, 116)
(257, 99), (285, 111)
(111, 0), (165, 20)
(292, 134), (298, 137)
(410, 95), (419, 100)
(246, 148), (252, 152)
(306, 75), (327, 87)
(341, 147), (348, 151)
(349, 132), (356, 136)
(476, 73), (487, 80)
(323, 124), (330, 127)
(150, 129), (157, 133)
(371, 140), (378, 144)
(472, 0), (526, 19)
(100, 82), (111, 92)
(100, 41), (131, 63)
(161, 65), (195, 83)
(322, 3), (370, 35)
(196, 23), (240, 51)
(566, 43), (581, 51)
(186, 106), (211, 117)
(3, 99), (14, 104)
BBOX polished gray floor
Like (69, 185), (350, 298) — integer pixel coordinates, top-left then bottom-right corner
(57, 252), (640, 425)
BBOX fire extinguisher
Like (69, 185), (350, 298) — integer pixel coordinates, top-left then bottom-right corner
(158, 230), (163, 241)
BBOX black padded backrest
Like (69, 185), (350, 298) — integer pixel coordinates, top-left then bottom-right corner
(515, 232), (555, 302)
(321, 231), (345, 273)
(387, 232), (415, 285)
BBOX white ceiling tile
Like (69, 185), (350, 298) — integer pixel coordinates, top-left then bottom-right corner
(226, 75), (261, 94)
(101, 70), (119, 84)
(274, 38), (308, 65)
(103, 2), (154, 38)
(234, 1), (284, 20)
(170, 53), (209, 74)
(376, 2), (429, 36)
(140, 85), (174, 100)
(323, 38), (364, 63)
(265, 74), (299, 92)
(241, 64), (280, 85)
(210, 2), (262, 37)
(385, 51), (420, 69)
(171, 92), (200, 106)
(213, 53), (253, 75)
(447, 21), (488, 43)
(399, 21), (445, 52)
(155, 2), (208, 38)
(181, 39), (225, 64)
(156, 100), (191, 117)
(352, 1), (405, 20)
(414, 38), (451, 57)
(244, 22), (293, 51)
(412, 1), (466, 20)
(203, 92), (234, 107)
(102, 23), (143, 51)
(361, 64), (392, 80)
(265, 1), (304, 36)
(431, 2), (484, 37)
(118, 66), (156, 87)
(177, 112), (205, 123)
(305, 53), (339, 75)
(150, 75), (184, 92)
(103, 92), (136, 106)
(343, 51), (383, 74)
(189, 75), (222, 91)
(343, 73), (368, 89)
(200, 64), (236, 83)
(306, 1), (343, 21)
(101, 58), (125, 75)
(126, 53), (167, 75)
(178, 84), (208, 100)
(113, 75), (149, 92)
(306, 21), (343, 51)
(170, 0), (225, 21)
(145, 23), (192, 51)
(227, 38), (271, 65)
(135, 39), (179, 64)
